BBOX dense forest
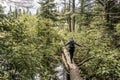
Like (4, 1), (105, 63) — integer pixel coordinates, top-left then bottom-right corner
(0, 0), (120, 80)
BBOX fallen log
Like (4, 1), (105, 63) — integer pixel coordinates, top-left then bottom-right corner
(61, 47), (84, 80)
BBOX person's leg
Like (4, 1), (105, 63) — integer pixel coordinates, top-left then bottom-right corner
(69, 50), (74, 63)
(70, 52), (73, 63)
(69, 48), (75, 63)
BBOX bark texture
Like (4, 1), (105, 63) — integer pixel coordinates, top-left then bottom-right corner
(61, 47), (84, 80)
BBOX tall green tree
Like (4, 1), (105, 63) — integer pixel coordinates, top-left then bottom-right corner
(97, 0), (120, 29)
(76, 0), (94, 29)
(0, 14), (61, 80)
(0, 5), (3, 13)
(38, 0), (58, 21)
(0, 5), (5, 19)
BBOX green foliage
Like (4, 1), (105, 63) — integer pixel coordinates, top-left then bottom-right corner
(0, 5), (6, 19)
(0, 5), (3, 13)
(76, 17), (120, 79)
(0, 14), (61, 80)
(114, 23), (120, 50)
(0, 0), (120, 80)
(38, 0), (58, 21)
(59, 13), (120, 79)
(74, 1), (120, 79)
(115, 23), (120, 34)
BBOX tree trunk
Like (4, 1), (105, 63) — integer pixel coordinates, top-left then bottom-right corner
(104, 1), (110, 23)
(64, 0), (67, 12)
(68, 0), (72, 32)
(81, 0), (85, 14)
(71, 0), (75, 32)
(61, 47), (84, 80)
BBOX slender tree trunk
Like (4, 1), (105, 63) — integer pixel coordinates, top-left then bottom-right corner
(61, 47), (84, 80)
(71, 0), (75, 32)
(64, 0), (67, 12)
(104, 1), (110, 23)
(14, 8), (18, 18)
(68, 0), (72, 32)
(81, 0), (85, 14)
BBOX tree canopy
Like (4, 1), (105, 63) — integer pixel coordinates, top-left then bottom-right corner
(0, 0), (120, 80)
